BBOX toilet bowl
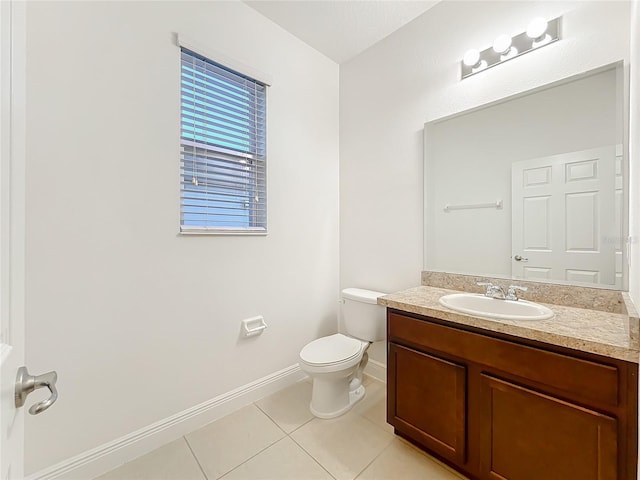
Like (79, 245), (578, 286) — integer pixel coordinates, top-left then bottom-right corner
(299, 288), (386, 419)
(299, 333), (369, 418)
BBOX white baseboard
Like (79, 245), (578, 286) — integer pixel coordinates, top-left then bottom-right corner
(27, 364), (305, 480)
(364, 359), (386, 383)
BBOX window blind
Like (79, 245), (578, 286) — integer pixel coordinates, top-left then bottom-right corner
(180, 48), (267, 233)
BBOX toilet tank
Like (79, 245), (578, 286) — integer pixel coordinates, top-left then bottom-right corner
(342, 288), (386, 342)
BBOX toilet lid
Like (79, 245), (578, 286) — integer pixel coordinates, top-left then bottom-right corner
(300, 334), (365, 366)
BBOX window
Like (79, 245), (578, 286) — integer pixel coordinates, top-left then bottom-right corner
(180, 48), (267, 233)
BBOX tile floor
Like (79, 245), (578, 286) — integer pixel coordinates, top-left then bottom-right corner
(97, 377), (467, 480)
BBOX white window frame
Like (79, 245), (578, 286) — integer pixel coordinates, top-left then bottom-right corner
(178, 35), (271, 235)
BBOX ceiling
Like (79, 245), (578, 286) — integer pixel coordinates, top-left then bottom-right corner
(244, 1), (440, 64)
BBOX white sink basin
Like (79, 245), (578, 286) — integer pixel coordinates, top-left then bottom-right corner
(438, 293), (554, 321)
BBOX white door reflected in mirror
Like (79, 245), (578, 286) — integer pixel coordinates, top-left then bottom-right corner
(511, 145), (621, 288)
(424, 64), (626, 290)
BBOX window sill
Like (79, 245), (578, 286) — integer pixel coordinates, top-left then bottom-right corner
(179, 227), (268, 236)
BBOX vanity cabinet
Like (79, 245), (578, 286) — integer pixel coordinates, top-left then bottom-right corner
(390, 344), (466, 463)
(479, 374), (618, 480)
(387, 309), (638, 480)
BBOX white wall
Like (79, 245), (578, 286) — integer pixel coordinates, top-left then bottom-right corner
(630, 1), (640, 307)
(340, 1), (631, 365)
(24, 1), (338, 474)
(630, 8), (639, 479)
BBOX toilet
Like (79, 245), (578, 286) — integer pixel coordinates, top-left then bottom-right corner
(299, 288), (386, 419)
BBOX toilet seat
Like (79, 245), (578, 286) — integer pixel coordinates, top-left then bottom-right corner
(299, 287), (385, 419)
(299, 333), (367, 367)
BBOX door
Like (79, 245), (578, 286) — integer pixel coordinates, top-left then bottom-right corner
(479, 374), (617, 480)
(1, 2), (26, 477)
(388, 343), (467, 463)
(511, 146), (617, 286)
(614, 144), (624, 288)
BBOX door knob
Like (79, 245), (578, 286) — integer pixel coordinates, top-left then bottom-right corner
(15, 366), (58, 415)
(513, 255), (529, 262)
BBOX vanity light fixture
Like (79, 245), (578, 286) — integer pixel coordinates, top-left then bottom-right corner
(527, 17), (552, 47)
(462, 48), (488, 73)
(461, 16), (561, 79)
(492, 34), (517, 59)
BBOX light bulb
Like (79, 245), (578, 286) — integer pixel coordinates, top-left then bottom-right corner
(472, 60), (488, 73)
(462, 49), (481, 67)
(527, 17), (548, 40)
(492, 34), (512, 55)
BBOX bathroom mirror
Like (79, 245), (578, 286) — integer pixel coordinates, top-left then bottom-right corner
(424, 63), (627, 289)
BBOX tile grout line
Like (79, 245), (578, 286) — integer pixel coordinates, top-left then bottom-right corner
(356, 407), (393, 436)
(394, 436), (470, 480)
(253, 401), (291, 437)
(253, 390), (315, 435)
(286, 430), (338, 480)
(354, 382), (472, 479)
(103, 378), (469, 480)
(212, 405), (288, 479)
(253, 401), (337, 478)
(197, 378), (458, 480)
(352, 439), (396, 480)
(282, 378), (392, 480)
(183, 436), (210, 480)
(211, 436), (285, 480)
(349, 382), (395, 438)
(285, 415), (314, 435)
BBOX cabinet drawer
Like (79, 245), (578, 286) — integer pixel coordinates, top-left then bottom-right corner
(388, 312), (619, 407)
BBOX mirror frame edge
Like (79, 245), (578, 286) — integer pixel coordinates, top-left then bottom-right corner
(422, 60), (631, 291)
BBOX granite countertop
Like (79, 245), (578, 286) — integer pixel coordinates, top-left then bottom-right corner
(379, 285), (640, 363)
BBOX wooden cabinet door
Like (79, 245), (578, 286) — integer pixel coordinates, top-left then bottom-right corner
(480, 374), (618, 480)
(388, 343), (466, 463)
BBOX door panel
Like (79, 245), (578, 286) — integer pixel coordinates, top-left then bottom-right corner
(512, 146), (617, 286)
(0, 2), (26, 477)
(388, 343), (466, 463)
(614, 145), (623, 288)
(522, 196), (551, 250)
(480, 374), (618, 480)
(565, 191), (598, 252)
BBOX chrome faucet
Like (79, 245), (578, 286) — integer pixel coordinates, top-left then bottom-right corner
(477, 282), (528, 301)
(477, 282), (506, 299)
(506, 285), (528, 301)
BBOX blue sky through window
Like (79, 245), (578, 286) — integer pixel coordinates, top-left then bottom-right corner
(180, 49), (266, 230)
